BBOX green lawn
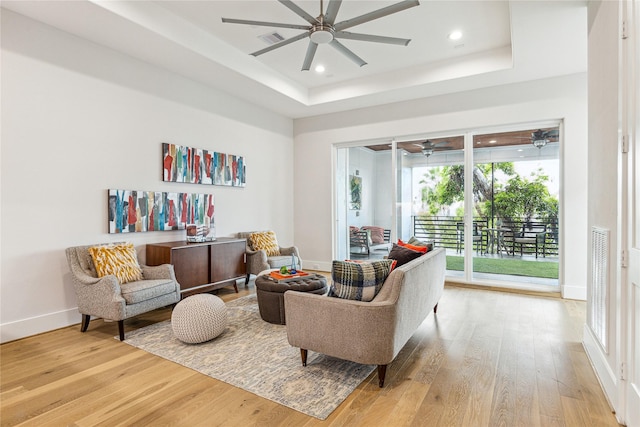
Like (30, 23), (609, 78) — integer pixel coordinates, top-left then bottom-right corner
(446, 256), (559, 279)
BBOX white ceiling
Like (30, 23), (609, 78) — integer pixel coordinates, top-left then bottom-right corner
(2, 0), (587, 119)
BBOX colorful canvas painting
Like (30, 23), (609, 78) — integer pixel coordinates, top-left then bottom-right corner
(108, 189), (214, 234)
(162, 143), (245, 187)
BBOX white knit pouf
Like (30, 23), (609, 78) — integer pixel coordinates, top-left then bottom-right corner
(171, 294), (228, 344)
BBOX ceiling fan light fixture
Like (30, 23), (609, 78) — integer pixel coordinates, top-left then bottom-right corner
(531, 129), (549, 149)
(310, 25), (334, 44)
(532, 138), (548, 149)
(421, 147), (434, 157)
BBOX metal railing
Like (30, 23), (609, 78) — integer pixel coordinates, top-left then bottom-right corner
(412, 215), (559, 257)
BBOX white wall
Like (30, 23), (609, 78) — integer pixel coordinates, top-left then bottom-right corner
(293, 73), (588, 299)
(0, 10), (294, 342)
(583, 0), (622, 415)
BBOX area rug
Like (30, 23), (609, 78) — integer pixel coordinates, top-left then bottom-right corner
(122, 294), (375, 420)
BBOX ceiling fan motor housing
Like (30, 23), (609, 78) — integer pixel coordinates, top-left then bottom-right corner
(310, 24), (334, 44)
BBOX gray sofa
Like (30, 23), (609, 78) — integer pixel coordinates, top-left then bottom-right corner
(284, 247), (446, 387)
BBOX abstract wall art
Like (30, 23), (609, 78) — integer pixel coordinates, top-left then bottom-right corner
(108, 189), (214, 234)
(162, 143), (245, 187)
(350, 175), (362, 210)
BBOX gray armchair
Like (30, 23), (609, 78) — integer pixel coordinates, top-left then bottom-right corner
(65, 243), (180, 340)
(237, 231), (302, 284)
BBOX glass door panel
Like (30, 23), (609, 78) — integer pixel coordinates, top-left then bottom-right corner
(336, 144), (394, 262)
(471, 129), (560, 288)
(405, 136), (465, 277)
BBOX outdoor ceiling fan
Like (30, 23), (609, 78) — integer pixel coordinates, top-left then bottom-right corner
(531, 129), (559, 149)
(417, 140), (454, 157)
(221, 0), (420, 71)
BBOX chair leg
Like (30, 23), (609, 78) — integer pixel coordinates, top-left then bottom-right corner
(300, 349), (308, 366)
(377, 365), (387, 387)
(245, 273), (251, 285)
(118, 320), (125, 341)
(433, 303), (438, 314)
(80, 314), (91, 332)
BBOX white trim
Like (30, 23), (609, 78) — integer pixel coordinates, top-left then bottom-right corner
(583, 324), (620, 418)
(562, 283), (588, 300)
(0, 308), (81, 344)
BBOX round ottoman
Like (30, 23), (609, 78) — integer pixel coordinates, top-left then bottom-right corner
(171, 294), (228, 344)
(254, 273), (328, 325)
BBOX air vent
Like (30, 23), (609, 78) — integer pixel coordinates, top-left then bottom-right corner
(258, 32), (285, 46)
(589, 226), (609, 352)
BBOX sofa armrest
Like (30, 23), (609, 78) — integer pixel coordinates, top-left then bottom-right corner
(279, 246), (299, 257)
(72, 274), (127, 320)
(285, 292), (397, 365)
(141, 264), (176, 281)
(245, 249), (269, 275)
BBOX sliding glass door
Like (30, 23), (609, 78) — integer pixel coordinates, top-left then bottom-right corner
(335, 124), (561, 290)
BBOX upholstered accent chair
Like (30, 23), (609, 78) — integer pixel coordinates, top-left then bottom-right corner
(237, 231), (302, 284)
(65, 243), (180, 340)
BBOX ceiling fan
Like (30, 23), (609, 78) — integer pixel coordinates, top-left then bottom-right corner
(221, 0), (420, 71)
(416, 140), (455, 157)
(531, 129), (559, 149)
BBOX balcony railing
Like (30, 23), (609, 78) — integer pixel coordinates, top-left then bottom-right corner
(412, 215), (559, 258)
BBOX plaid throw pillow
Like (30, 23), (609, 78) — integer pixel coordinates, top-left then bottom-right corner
(328, 259), (395, 302)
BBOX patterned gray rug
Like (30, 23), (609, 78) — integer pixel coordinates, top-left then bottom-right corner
(122, 294), (375, 420)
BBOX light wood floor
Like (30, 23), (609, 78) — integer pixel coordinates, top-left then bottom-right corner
(1, 282), (621, 426)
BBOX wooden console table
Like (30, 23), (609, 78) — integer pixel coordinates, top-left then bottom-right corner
(146, 238), (246, 297)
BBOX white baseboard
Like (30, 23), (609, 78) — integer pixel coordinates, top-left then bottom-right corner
(583, 324), (618, 413)
(0, 308), (81, 344)
(301, 260), (332, 272)
(562, 283), (587, 300)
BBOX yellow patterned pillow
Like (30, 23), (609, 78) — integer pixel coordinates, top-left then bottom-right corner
(249, 231), (281, 256)
(89, 243), (143, 284)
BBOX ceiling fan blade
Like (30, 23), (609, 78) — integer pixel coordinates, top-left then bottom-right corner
(324, 0), (343, 25)
(250, 32), (309, 56)
(221, 17), (309, 31)
(278, 0), (319, 25)
(329, 39), (367, 67)
(334, 0), (420, 31)
(301, 41), (318, 71)
(335, 31), (411, 46)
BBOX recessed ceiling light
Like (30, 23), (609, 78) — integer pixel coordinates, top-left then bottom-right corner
(448, 31), (463, 41)
(489, 140), (497, 144)
(315, 65), (325, 73)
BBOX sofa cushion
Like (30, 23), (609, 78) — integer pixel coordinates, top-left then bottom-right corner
(328, 259), (395, 302)
(388, 243), (424, 267)
(89, 242), (143, 284)
(249, 231), (281, 256)
(407, 236), (434, 251)
(120, 279), (177, 304)
(397, 239), (429, 253)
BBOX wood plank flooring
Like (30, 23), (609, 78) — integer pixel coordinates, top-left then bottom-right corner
(1, 282), (621, 426)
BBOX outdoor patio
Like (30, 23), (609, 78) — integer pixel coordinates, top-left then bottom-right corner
(349, 216), (559, 287)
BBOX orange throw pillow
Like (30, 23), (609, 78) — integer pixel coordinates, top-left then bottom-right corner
(397, 239), (428, 253)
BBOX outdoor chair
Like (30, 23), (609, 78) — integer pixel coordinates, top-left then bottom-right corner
(456, 222), (483, 253)
(513, 223), (547, 258)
